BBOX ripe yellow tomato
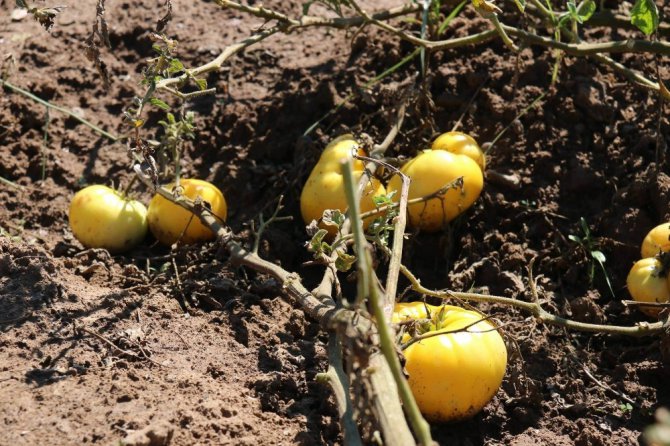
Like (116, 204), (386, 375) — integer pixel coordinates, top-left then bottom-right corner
(147, 179), (227, 245)
(68, 185), (148, 254)
(627, 257), (670, 316)
(641, 223), (670, 258)
(387, 150), (483, 232)
(300, 135), (386, 236)
(393, 302), (507, 422)
(431, 131), (486, 172)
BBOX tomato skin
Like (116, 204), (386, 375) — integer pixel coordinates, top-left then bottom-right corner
(627, 257), (670, 316)
(387, 150), (483, 232)
(68, 185), (148, 254)
(641, 223), (670, 258)
(147, 179), (227, 245)
(431, 131), (486, 172)
(300, 135), (386, 236)
(393, 302), (507, 422)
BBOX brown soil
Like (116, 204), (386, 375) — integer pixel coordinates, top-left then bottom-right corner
(2, 0), (670, 445)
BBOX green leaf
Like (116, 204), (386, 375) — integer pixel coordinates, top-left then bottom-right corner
(568, 234), (582, 244)
(579, 217), (591, 238)
(591, 250), (606, 263)
(308, 229), (329, 254)
(194, 78), (207, 91)
(567, 1), (577, 15)
(373, 191), (396, 207)
(335, 252), (356, 272)
(149, 97), (170, 111)
(322, 209), (345, 228)
(577, 0), (596, 22)
(594, 255), (616, 298)
(631, 0), (659, 36)
(168, 58), (184, 74)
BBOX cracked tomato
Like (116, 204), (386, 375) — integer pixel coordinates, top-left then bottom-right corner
(393, 302), (507, 422)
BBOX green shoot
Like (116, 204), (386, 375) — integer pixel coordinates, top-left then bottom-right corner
(568, 217), (615, 298)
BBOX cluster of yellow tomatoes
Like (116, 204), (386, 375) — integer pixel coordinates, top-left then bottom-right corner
(68, 179), (227, 253)
(68, 131), (506, 422)
(299, 131), (507, 422)
(300, 131), (485, 234)
(627, 223), (670, 315)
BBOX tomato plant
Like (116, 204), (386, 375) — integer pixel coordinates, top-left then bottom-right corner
(147, 178), (227, 245)
(68, 185), (148, 254)
(431, 131), (486, 172)
(300, 135), (386, 236)
(626, 257), (670, 316)
(392, 302), (507, 422)
(387, 148), (483, 232)
(641, 223), (670, 259)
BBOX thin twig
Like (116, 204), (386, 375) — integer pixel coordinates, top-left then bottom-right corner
(0, 176), (24, 191)
(391, 253), (665, 336)
(622, 300), (670, 309)
(487, 90), (548, 155)
(371, 99), (408, 157)
(210, 0), (665, 99)
(1, 79), (119, 141)
(216, 0), (421, 30)
(578, 360), (638, 407)
(400, 313), (500, 350)
(78, 326), (145, 361)
(252, 195), (291, 254)
(316, 334), (364, 446)
(156, 26), (281, 91)
(0, 313), (32, 325)
(452, 74), (489, 132)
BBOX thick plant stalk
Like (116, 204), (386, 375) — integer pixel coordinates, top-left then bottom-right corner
(342, 160), (434, 446)
(133, 169), (417, 445)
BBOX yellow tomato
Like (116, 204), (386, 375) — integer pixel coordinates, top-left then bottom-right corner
(387, 150), (483, 232)
(641, 223), (670, 258)
(431, 131), (486, 172)
(393, 302), (507, 422)
(627, 257), (670, 316)
(147, 179), (227, 245)
(300, 135), (386, 236)
(68, 185), (148, 254)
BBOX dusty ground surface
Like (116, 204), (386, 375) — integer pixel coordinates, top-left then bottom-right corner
(2, 0), (670, 444)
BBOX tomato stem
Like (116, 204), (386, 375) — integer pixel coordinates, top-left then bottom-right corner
(121, 175), (139, 199)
